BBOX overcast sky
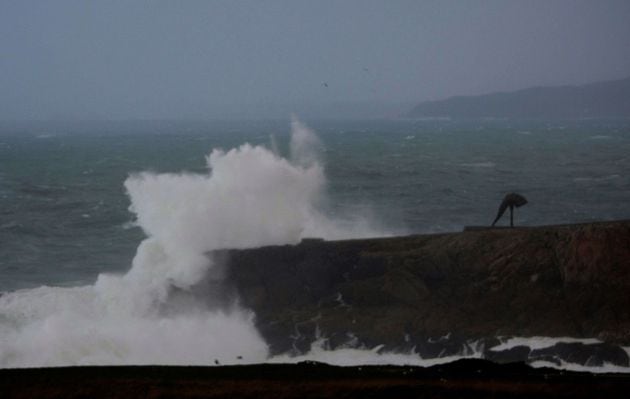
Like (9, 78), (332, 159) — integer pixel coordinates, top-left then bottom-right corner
(2, 0), (630, 119)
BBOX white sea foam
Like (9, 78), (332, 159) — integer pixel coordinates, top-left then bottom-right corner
(0, 285), (267, 367)
(573, 174), (620, 182)
(0, 116), (385, 368)
(276, 337), (630, 373)
(489, 336), (602, 352)
(529, 360), (630, 374)
(459, 161), (496, 168)
(269, 339), (480, 367)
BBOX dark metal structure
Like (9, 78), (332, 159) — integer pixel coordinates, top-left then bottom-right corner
(491, 193), (528, 227)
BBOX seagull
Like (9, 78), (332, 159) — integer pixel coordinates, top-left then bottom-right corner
(322, 82), (328, 88)
(491, 193), (528, 227)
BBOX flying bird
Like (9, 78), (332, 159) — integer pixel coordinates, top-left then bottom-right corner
(491, 193), (528, 227)
(322, 82), (328, 88)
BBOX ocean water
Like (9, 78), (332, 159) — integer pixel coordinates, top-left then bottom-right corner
(1, 117), (629, 369)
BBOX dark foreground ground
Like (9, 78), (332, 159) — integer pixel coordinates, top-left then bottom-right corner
(2, 359), (630, 399)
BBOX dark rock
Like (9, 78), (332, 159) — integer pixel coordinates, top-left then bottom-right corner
(216, 220), (630, 355)
(412, 334), (473, 359)
(530, 342), (630, 368)
(485, 345), (531, 364)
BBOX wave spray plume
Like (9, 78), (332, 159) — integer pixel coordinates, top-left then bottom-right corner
(0, 116), (383, 367)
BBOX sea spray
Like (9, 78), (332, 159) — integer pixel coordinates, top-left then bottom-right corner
(0, 284), (266, 367)
(0, 117), (384, 368)
(289, 114), (322, 168)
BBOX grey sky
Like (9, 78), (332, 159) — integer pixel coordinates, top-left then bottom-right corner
(2, 0), (630, 119)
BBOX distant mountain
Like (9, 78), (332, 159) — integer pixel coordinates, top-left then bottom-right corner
(406, 77), (630, 119)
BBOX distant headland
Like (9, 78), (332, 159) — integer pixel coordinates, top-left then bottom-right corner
(406, 77), (630, 119)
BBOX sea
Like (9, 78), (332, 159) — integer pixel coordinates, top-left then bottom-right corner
(1, 116), (629, 370)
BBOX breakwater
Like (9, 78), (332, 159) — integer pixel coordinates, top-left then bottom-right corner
(217, 221), (630, 363)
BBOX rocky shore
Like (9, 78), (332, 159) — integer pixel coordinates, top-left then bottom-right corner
(218, 220), (630, 362)
(3, 221), (630, 398)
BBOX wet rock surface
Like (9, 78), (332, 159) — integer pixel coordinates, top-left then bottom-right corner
(529, 342), (630, 368)
(218, 221), (630, 366)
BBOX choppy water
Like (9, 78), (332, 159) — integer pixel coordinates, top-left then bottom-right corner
(1, 117), (629, 369)
(2, 118), (629, 291)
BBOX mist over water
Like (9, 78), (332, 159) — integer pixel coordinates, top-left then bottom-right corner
(0, 117), (386, 368)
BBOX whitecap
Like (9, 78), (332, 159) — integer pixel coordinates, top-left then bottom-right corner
(268, 339), (480, 368)
(573, 174), (620, 182)
(459, 162), (496, 168)
(490, 336), (601, 352)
